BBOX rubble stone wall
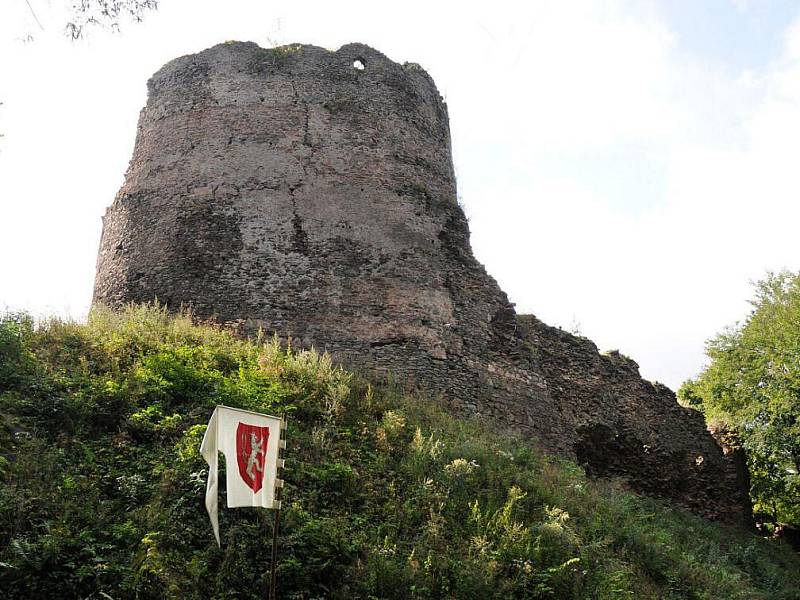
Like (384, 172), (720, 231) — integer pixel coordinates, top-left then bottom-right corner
(517, 315), (752, 523)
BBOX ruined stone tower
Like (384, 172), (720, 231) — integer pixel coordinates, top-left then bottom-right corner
(94, 42), (751, 523)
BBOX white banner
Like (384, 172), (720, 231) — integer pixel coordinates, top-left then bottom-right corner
(200, 405), (285, 546)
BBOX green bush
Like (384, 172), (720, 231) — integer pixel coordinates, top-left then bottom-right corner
(680, 271), (800, 526)
(0, 305), (797, 599)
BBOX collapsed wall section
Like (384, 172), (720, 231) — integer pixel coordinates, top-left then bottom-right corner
(517, 315), (752, 523)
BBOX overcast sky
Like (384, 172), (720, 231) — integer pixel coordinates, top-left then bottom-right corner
(1, 0), (799, 390)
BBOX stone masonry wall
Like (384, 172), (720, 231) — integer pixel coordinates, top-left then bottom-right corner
(93, 41), (568, 451)
(93, 42), (750, 523)
(517, 315), (752, 523)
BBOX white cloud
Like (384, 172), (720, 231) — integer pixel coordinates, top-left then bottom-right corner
(467, 6), (800, 388)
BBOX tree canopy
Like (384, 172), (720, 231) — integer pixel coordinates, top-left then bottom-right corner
(680, 271), (800, 526)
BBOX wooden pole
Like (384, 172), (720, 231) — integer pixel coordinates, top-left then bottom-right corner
(269, 489), (282, 600)
(268, 415), (286, 600)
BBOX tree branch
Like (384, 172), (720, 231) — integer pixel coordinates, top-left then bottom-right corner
(24, 0), (45, 31)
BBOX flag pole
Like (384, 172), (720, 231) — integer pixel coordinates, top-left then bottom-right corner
(268, 415), (286, 600)
(269, 489), (282, 600)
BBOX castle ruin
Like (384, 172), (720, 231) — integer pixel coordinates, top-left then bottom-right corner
(93, 42), (751, 523)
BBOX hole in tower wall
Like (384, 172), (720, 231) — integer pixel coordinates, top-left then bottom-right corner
(353, 58), (365, 71)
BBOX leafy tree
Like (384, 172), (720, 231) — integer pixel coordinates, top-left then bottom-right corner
(680, 271), (800, 526)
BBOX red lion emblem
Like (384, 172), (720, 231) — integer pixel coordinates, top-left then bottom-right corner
(236, 422), (270, 492)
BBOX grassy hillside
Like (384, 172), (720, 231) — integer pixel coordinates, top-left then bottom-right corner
(0, 306), (798, 599)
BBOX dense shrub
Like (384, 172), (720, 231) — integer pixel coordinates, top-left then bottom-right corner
(0, 305), (798, 599)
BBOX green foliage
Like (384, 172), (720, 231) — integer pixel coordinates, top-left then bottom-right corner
(1, 304), (798, 599)
(680, 271), (800, 526)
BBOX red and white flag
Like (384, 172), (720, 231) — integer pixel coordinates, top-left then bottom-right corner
(200, 406), (285, 546)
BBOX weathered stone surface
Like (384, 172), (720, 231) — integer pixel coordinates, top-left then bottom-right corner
(517, 316), (752, 524)
(93, 41), (751, 523)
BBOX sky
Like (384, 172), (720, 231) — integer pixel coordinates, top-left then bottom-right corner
(1, 0), (799, 390)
